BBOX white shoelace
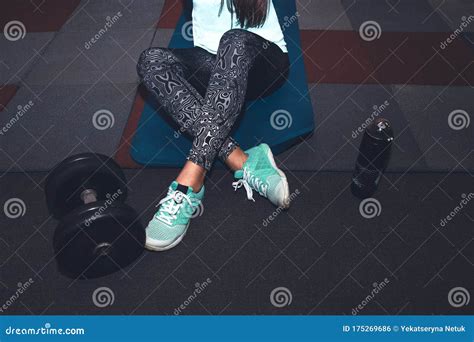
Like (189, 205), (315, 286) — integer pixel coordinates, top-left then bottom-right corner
(155, 190), (194, 226)
(232, 168), (268, 202)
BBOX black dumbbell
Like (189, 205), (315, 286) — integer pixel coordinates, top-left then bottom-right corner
(45, 153), (145, 279)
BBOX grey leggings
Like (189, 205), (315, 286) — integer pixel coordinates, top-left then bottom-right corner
(137, 29), (289, 171)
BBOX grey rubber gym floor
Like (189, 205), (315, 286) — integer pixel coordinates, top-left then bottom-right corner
(1, 0), (473, 316)
(0, 169), (472, 315)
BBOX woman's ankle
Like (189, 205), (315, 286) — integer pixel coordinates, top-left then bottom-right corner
(176, 161), (206, 192)
(225, 148), (248, 171)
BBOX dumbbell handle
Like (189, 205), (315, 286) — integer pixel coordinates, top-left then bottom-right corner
(80, 189), (97, 204)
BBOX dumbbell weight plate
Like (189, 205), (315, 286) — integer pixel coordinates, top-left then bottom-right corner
(45, 153), (127, 219)
(54, 201), (145, 279)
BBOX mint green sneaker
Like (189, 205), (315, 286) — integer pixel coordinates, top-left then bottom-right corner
(232, 143), (290, 208)
(145, 181), (204, 251)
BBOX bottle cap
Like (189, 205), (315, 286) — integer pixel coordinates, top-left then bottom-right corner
(365, 118), (394, 143)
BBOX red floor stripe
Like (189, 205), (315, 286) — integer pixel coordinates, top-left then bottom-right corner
(301, 30), (474, 85)
(114, 90), (145, 169)
(157, 0), (183, 29)
(0, 0), (81, 32)
(0, 85), (19, 112)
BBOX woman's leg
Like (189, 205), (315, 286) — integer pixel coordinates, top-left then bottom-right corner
(138, 30), (290, 251)
(175, 30), (290, 172)
(139, 30), (281, 172)
(137, 47), (240, 166)
(187, 29), (271, 171)
(137, 33), (289, 175)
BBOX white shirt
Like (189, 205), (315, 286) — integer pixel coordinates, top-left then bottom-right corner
(192, 0), (288, 54)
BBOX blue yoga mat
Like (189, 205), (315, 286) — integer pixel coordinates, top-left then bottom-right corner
(131, 0), (315, 167)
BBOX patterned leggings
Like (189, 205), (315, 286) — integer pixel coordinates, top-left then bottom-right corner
(137, 29), (289, 171)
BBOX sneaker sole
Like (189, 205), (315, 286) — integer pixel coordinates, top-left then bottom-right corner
(145, 222), (189, 252)
(264, 145), (291, 209)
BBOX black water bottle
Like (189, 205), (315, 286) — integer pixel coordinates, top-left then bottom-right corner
(351, 118), (394, 199)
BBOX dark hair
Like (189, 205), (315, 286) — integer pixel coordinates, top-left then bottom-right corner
(220, 0), (269, 28)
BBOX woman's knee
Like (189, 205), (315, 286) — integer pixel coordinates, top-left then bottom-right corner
(136, 47), (173, 78)
(219, 29), (258, 49)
